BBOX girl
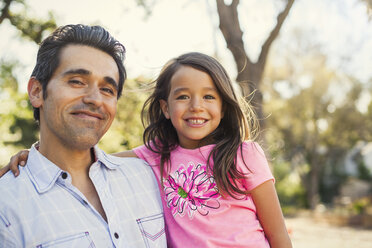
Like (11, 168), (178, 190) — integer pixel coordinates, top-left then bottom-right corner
(3, 52), (292, 248)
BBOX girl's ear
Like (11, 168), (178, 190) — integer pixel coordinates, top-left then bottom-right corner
(159, 99), (170, 119)
(28, 77), (43, 108)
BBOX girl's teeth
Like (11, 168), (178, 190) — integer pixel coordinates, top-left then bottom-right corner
(189, 119), (205, 124)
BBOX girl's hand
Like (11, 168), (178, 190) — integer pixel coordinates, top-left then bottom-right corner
(0, 150), (30, 177)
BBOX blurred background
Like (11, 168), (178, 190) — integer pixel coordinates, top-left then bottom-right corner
(0, 0), (371, 246)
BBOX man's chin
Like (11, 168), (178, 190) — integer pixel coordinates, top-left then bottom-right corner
(67, 136), (101, 150)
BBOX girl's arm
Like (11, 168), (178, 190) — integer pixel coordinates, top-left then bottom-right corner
(251, 180), (293, 248)
(0, 150), (139, 178)
(111, 150), (138, 158)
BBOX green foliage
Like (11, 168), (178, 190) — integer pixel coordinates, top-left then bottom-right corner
(265, 43), (372, 208)
(99, 78), (151, 153)
(0, 60), (18, 91)
(358, 161), (372, 181)
(0, 0), (56, 44)
(273, 159), (307, 208)
(0, 60), (38, 167)
(351, 197), (371, 215)
(8, 11), (56, 44)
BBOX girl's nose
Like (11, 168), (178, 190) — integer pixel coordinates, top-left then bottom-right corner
(83, 86), (103, 107)
(190, 98), (203, 112)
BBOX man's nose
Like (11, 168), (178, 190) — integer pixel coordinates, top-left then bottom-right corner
(83, 86), (103, 107)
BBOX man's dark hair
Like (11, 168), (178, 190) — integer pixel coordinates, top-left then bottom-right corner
(31, 24), (127, 121)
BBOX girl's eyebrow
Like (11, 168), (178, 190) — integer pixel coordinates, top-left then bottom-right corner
(173, 87), (217, 94)
(173, 87), (188, 94)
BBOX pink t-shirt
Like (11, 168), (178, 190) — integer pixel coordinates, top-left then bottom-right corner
(133, 141), (273, 248)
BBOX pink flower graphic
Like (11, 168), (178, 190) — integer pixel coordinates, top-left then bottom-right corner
(163, 162), (220, 219)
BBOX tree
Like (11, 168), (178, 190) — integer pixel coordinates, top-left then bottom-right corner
(0, 0), (56, 166)
(0, 60), (38, 166)
(264, 41), (372, 209)
(0, 0), (56, 44)
(216, 0), (294, 130)
(360, 0), (372, 18)
(99, 78), (150, 153)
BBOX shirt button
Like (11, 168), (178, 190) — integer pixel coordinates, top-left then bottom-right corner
(114, 232), (119, 239)
(61, 172), (68, 179)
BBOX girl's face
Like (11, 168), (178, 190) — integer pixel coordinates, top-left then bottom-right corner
(160, 66), (224, 149)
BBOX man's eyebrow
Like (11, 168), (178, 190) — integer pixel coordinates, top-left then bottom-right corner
(63, 68), (90, 76)
(104, 76), (118, 91)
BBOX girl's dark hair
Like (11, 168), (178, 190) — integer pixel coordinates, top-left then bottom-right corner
(142, 52), (259, 198)
(31, 24), (126, 121)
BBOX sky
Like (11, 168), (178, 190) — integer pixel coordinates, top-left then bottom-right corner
(0, 0), (371, 93)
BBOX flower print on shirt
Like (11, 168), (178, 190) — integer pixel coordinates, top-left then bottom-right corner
(163, 162), (221, 219)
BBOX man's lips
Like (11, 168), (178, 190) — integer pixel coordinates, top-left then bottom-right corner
(71, 110), (103, 120)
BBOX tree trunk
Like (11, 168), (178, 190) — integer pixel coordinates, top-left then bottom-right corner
(307, 157), (320, 210)
(216, 0), (295, 130)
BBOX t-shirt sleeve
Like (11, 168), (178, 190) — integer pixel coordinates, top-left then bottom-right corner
(132, 144), (160, 166)
(237, 141), (274, 191)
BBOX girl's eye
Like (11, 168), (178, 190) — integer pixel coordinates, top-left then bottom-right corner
(176, 95), (189, 100)
(204, 95), (215, 100)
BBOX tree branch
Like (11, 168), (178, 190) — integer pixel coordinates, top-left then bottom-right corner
(257, 0), (295, 68)
(216, 0), (251, 70)
(0, 0), (13, 24)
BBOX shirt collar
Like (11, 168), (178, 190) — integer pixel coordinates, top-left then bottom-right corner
(93, 146), (122, 170)
(27, 145), (121, 194)
(27, 144), (63, 194)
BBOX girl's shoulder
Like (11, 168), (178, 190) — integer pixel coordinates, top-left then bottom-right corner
(238, 141), (271, 171)
(132, 143), (161, 164)
(241, 141), (266, 158)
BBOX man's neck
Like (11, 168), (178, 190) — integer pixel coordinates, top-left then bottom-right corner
(38, 140), (94, 175)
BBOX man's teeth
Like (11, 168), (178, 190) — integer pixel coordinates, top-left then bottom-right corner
(188, 119), (205, 124)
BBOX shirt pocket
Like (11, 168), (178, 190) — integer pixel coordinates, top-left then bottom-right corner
(36, 232), (95, 248)
(137, 213), (166, 248)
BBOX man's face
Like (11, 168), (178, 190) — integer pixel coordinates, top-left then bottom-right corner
(31, 44), (119, 150)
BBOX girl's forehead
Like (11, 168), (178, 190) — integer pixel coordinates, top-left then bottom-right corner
(170, 66), (214, 87)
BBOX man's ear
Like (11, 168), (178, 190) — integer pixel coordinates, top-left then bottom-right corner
(159, 99), (170, 119)
(28, 77), (43, 108)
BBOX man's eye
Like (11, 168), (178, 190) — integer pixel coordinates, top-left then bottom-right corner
(102, 87), (114, 95)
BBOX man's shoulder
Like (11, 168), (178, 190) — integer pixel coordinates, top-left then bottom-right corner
(101, 153), (158, 184)
(100, 152), (149, 170)
(0, 167), (33, 206)
(0, 167), (31, 189)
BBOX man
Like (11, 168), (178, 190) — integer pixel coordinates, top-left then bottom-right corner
(0, 24), (166, 247)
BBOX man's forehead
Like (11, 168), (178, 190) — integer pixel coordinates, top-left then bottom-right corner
(57, 44), (119, 82)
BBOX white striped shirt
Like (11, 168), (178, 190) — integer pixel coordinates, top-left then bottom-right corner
(0, 145), (166, 247)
